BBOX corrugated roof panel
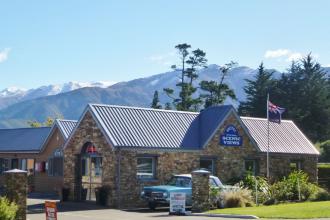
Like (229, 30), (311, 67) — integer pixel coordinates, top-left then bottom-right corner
(241, 117), (319, 155)
(90, 104), (200, 149)
(56, 119), (77, 140)
(0, 127), (51, 152)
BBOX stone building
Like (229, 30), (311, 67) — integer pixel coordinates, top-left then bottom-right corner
(0, 119), (77, 193)
(62, 104), (319, 208)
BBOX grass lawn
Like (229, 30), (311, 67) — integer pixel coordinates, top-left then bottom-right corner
(208, 201), (330, 219)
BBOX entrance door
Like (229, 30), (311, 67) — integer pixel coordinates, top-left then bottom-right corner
(81, 155), (102, 201)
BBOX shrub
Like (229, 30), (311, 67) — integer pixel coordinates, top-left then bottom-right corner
(270, 170), (320, 202)
(309, 187), (330, 201)
(0, 197), (18, 220)
(223, 188), (254, 208)
(209, 187), (221, 209)
(240, 174), (271, 204)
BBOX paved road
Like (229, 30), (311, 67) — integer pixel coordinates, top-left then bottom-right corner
(26, 198), (242, 220)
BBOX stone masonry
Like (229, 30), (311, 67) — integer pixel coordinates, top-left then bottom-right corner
(63, 110), (319, 208)
(4, 169), (28, 220)
(191, 170), (210, 212)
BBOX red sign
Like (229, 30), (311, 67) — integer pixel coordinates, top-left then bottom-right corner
(87, 145), (97, 154)
(45, 201), (57, 220)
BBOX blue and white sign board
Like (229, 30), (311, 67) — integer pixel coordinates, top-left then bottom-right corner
(220, 124), (243, 146)
(169, 192), (186, 215)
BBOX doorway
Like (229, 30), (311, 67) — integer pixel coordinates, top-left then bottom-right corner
(80, 142), (102, 201)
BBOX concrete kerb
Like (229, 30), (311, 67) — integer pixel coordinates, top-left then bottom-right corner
(185, 211), (259, 219)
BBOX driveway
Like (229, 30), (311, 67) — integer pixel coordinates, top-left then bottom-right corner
(27, 196), (242, 220)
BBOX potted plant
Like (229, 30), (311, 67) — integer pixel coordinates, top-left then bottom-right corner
(62, 187), (70, 201)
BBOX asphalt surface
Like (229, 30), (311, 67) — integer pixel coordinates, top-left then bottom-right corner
(26, 197), (244, 220)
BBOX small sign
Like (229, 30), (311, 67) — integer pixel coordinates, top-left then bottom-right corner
(169, 192), (186, 215)
(220, 124), (243, 146)
(87, 145), (98, 154)
(45, 201), (57, 220)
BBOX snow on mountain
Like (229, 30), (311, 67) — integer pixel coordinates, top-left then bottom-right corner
(0, 81), (115, 109)
(0, 87), (27, 98)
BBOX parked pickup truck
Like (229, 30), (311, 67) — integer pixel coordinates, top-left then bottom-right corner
(140, 174), (235, 210)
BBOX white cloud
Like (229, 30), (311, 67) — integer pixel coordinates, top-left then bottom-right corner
(265, 49), (319, 62)
(148, 51), (175, 66)
(0, 48), (11, 63)
(286, 52), (303, 62)
(265, 49), (290, 58)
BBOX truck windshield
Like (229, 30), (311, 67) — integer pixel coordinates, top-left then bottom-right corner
(167, 176), (191, 187)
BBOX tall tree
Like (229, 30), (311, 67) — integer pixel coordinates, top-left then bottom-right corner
(164, 44), (207, 111)
(200, 61), (237, 108)
(151, 90), (162, 109)
(278, 55), (330, 141)
(238, 62), (276, 117)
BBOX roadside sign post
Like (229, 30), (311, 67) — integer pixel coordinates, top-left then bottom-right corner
(45, 201), (57, 220)
(169, 192), (186, 215)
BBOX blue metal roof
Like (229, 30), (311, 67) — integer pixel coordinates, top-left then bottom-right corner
(0, 127), (51, 152)
(89, 104), (233, 149)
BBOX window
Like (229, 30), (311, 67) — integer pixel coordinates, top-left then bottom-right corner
(11, 159), (19, 169)
(209, 178), (218, 187)
(47, 148), (63, 176)
(245, 160), (257, 175)
(290, 161), (302, 171)
(167, 176), (191, 187)
(0, 159), (10, 174)
(137, 157), (156, 179)
(200, 158), (215, 174)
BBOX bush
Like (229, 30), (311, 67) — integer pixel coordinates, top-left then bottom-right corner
(270, 170), (320, 202)
(223, 188), (254, 208)
(0, 197), (18, 220)
(209, 187), (221, 209)
(309, 187), (330, 201)
(240, 174), (271, 204)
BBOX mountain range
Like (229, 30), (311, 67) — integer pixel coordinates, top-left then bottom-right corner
(0, 65), (328, 128)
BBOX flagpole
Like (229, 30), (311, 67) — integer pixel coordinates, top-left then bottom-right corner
(266, 93), (270, 179)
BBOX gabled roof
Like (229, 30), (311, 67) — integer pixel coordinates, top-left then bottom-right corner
(241, 117), (319, 155)
(56, 119), (77, 140)
(89, 104), (200, 149)
(0, 127), (51, 153)
(85, 104), (234, 150)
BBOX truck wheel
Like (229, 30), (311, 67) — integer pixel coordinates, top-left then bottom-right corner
(148, 202), (157, 210)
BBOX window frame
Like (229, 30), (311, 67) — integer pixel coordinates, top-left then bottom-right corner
(200, 157), (216, 175)
(244, 159), (258, 175)
(136, 156), (157, 180)
(47, 148), (64, 177)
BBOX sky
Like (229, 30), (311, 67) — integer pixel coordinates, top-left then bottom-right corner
(0, 0), (330, 90)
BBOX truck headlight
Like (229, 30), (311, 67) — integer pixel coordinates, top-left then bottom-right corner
(163, 192), (168, 198)
(141, 191), (145, 197)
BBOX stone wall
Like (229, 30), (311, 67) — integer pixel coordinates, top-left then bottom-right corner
(63, 110), (319, 208)
(259, 154), (318, 182)
(63, 111), (117, 205)
(191, 170), (210, 212)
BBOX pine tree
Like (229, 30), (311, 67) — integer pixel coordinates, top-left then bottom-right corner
(163, 44), (207, 111)
(200, 61), (237, 108)
(151, 90), (162, 109)
(238, 62), (276, 117)
(278, 55), (330, 141)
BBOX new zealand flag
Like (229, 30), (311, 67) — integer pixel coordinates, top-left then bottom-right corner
(268, 101), (285, 123)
